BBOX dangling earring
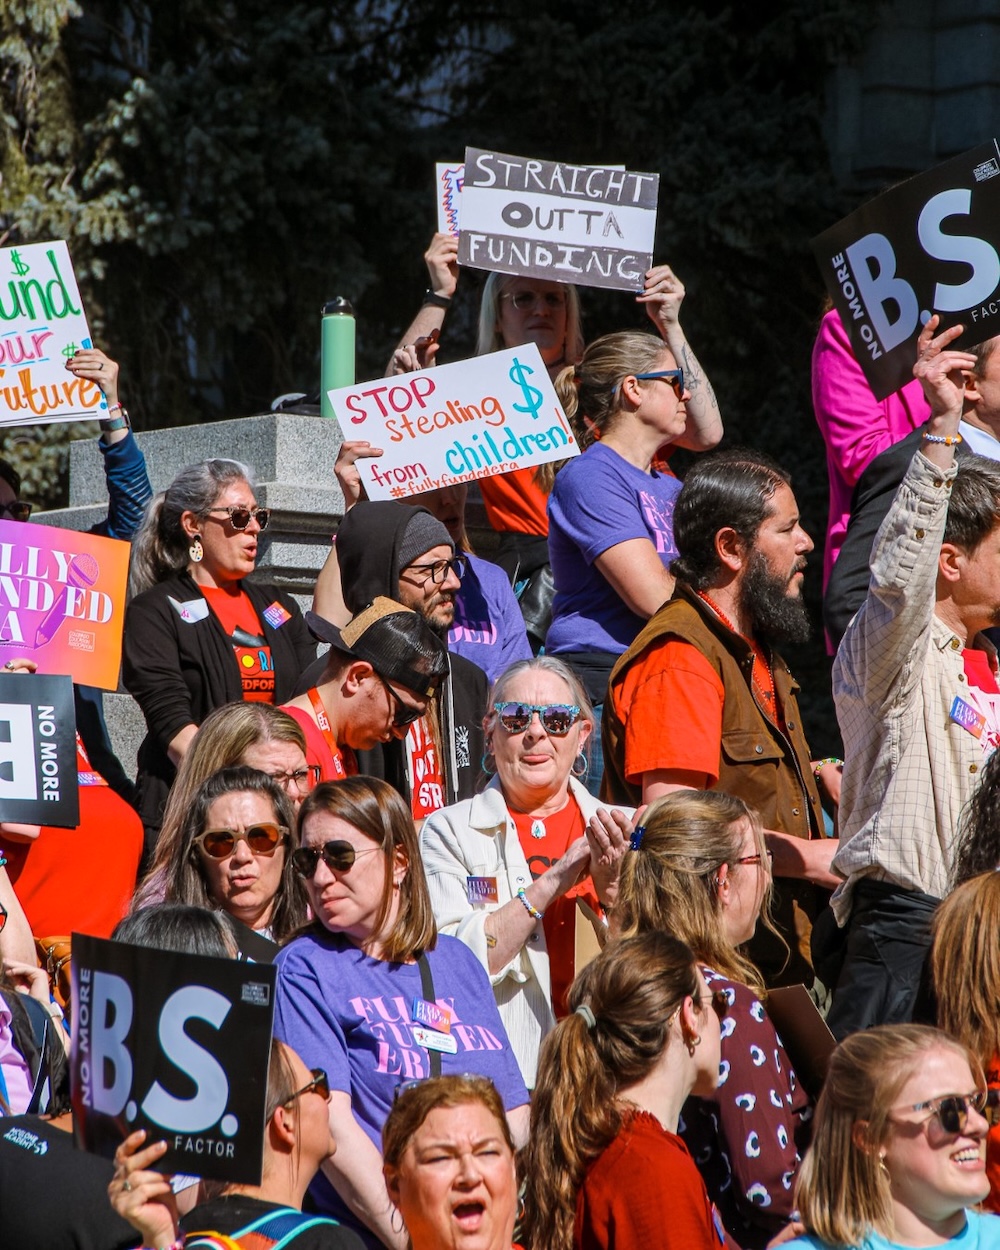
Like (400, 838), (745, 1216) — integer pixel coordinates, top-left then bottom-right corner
(189, 534), (204, 563)
(686, 1034), (701, 1056)
(481, 751), (496, 776)
(572, 751), (588, 778)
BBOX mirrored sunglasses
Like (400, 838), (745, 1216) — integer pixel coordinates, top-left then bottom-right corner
(291, 840), (383, 879)
(493, 701), (581, 736)
(207, 504), (270, 531)
(194, 822), (288, 859)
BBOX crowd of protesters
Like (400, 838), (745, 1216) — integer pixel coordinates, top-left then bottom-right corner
(0, 235), (999, 1250)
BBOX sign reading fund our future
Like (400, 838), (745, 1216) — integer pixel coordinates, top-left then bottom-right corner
(0, 673), (78, 827)
(458, 148), (659, 291)
(0, 520), (130, 690)
(71, 936), (277, 1184)
(812, 140), (1000, 400)
(326, 343), (579, 498)
(0, 240), (105, 426)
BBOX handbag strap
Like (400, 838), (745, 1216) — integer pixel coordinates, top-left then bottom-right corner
(416, 952), (441, 1079)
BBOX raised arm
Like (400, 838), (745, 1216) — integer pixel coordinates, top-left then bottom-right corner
(386, 233), (459, 371)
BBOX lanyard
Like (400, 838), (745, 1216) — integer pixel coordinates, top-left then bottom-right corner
(306, 687), (340, 755)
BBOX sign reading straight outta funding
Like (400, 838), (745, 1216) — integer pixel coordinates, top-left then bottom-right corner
(812, 140), (1000, 400)
(0, 672), (78, 827)
(326, 342), (579, 499)
(0, 240), (105, 426)
(71, 936), (277, 1184)
(458, 147), (659, 291)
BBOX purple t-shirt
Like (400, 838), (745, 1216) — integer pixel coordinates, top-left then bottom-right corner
(546, 442), (682, 655)
(449, 553), (532, 684)
(274, 929), (528, 1243)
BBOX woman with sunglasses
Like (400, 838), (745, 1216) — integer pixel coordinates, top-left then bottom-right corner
(420, 656), (631, 1086)
(274, 775), (529, 1250)
(612, 789), (811, 1249)
(111, 1040), (365, 1250)
(542, 328), (721, 794)
(521, 930), (725, 1250)
(157, 764), (308, 957)
(124, 458), (316, 838)
(786, 1024), (1000, 1250)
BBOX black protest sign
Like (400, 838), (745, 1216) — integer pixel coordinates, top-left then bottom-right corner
(71, 935), (276, 1184)
(0, 672), (78, 827)
(458, 147), (659, 291)
(812, 140), (1000, 401)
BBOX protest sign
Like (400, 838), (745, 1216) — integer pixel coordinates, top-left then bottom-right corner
(0, 240), (105, 427)
(0, 519), (130, 690)
(0, 672), (78, 827)
(812, 140), (1000, 400)
(327, 343), (579, 499)
(436, 162), (464, 236)
(457, 147), (659, 292)
(71, 935), (277, 1184)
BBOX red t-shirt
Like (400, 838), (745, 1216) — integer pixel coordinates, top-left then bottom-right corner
(510, 797), (598, 1018)
(407, 717), (445, 821)
(281, 701), (350, 781)
(201, 586), (274, 702)
(960, 647), (1000, 756)
(0, 738), (143, 937)
(479, 467), (549, 537)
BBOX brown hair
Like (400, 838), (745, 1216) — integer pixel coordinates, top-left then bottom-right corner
(382, 1074), (514, 1169)
(795, 1024), (982, 1246)
(520, 931), (699, 1250)
(297, 775), (437, 962)
(614, 790), (774, 994)
(932, 871), (1000, 1065)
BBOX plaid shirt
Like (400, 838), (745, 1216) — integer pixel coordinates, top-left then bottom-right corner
(831, 449), (996, 923)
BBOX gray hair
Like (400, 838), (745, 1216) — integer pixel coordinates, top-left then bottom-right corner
(484, 656), (595, 770)
(476, 272), (585, 365)
(130, 458), (255, 593)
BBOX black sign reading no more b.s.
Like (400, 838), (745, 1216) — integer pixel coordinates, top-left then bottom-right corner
(812, 139), (1000, 401)
(70, 935), (276, 1184)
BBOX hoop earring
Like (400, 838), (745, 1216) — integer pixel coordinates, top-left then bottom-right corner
(189, 535), (204, 563)
(390, 1207), (404, 1235)
(572, 751), (588, 778)
(686, 1034), (701, 1056)
(481, 752), (496, 776)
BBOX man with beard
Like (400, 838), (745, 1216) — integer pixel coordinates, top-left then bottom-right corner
(828, 318), (1000, 1038)
(601, 449), (837, 986)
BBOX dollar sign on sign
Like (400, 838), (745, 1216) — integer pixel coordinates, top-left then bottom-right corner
(9, 251), (29, 278)
(509, 357), (544, 419)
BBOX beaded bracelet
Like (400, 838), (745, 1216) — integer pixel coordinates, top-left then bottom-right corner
(922, 432), (962, 446)
(813, 756), (843, 779)
(516, 887), (544, 921)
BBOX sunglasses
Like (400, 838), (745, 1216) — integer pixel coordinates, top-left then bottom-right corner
(206, 504), (271, 531)
(291, 840), (383, 878)
(399, 555), (467, 586)
(193, 822), (288, 859)
(285, 1068), (331, 1106)
(268, 765), (321, 794)
(380, 677), (424, 730)
(700, 989), (730, 1021)
(633, 368), (685, 398)
(0, 500), (32, 523)
(493, 701), (581, 736)
(899, 1088), (991, 1135)
(0, 902), (6, 932)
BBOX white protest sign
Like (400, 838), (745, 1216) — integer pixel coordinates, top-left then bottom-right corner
(436, 162), (464, 236)
(327, 344), (579, 499)
(0, 240), (103, 426)
(458, 147), (659, 291)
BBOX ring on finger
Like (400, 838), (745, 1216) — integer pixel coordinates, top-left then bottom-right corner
(122, 1179), (132, 1192)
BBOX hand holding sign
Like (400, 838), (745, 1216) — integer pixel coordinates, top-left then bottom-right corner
(110, 1131), (180, 1249)
(913, 315), (977, 426)
(425, 232), (459, 298)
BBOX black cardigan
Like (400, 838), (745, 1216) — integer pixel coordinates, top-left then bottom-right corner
(122, 571), (316, 831)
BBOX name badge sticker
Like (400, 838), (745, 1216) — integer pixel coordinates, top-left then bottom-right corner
(466, 875), (498, 907)
(412, 997), (452, 1034)
(413, 1026), (459, 1055)
(951, 695), (986, 739)
(262, 601), (292, 629)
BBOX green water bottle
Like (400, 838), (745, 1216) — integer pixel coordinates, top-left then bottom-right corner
(321, 297), (355, 417)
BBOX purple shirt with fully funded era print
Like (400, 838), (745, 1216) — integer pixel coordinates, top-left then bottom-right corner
(546, 441), (681, 656)
(274, 929), (528, 1247)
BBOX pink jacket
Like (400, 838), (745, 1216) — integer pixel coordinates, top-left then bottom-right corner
(812, 308), (930, 588)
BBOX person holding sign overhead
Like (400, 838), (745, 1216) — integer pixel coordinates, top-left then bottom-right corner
(123, 458), (316, 840)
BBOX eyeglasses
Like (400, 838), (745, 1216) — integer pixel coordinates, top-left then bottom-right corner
(291, 840), (384, 878)
(893, 1089), (991, 1135)
(493, 702), (581, 736)
(736, 851), (773, 868)
(268, 765), (321, 794)
(0, 500), (32, 523)
(633, 368), (685, 398)
(700, 989), (730, 1021)
(206, 504), (271, 531)
(193, 822), (288, 859)
(501, 290), (567, 312)
(0, 903), (6, 932)
(285, 1068), (331, 1106)
(399, 555), (467, 585)
(380, 677), (424, 730)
